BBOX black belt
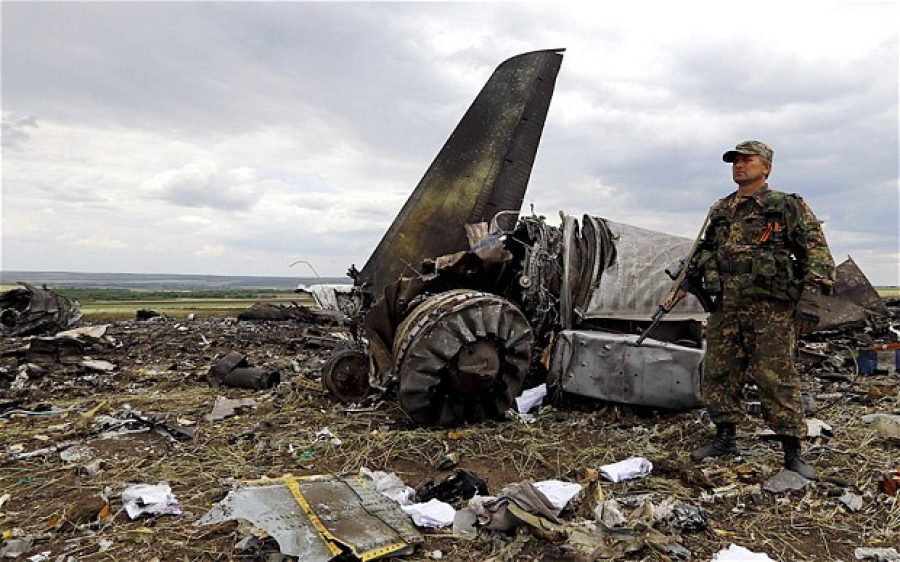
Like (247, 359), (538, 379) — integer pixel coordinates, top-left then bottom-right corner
(719, 260), (753, 274)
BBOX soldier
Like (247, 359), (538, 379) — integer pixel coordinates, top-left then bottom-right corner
(662, 140), (835, 480)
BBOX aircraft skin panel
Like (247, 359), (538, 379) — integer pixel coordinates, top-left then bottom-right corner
(358, 49), (565, 294)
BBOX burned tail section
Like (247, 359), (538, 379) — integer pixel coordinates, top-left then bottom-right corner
(357, 49), (565, 296)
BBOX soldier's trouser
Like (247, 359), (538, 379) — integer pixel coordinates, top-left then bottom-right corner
(703, 299), (805, 437)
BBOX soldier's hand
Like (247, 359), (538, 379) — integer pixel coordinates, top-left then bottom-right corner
(795, 286), (821, 335)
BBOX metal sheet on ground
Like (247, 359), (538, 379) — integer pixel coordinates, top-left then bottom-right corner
(195, 475), (422, 560)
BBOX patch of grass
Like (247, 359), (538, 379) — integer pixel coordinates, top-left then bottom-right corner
(1, 284), (318, 321)
(876, 286), (900, 298)
(55, 287), (286, 301)
(82, 301), (258, 321)
(67, 289), (314, 321)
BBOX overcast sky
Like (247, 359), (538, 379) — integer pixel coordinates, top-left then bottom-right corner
(2, 1), (898, 285)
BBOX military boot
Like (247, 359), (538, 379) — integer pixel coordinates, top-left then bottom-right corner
(690, 423), (740, 461)
(781, 436), (818, 480)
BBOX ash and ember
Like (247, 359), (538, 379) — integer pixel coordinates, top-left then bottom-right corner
(0, 300), (898, 561)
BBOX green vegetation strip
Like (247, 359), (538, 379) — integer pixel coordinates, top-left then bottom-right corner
(55, 287), (294, 301)
(39, 287), (316, 321)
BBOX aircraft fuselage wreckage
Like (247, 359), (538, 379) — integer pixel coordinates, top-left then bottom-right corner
(321, 49), (709, 426)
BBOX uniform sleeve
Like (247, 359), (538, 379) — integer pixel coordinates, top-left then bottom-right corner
(694, 217), (718, 267)
(697, 199), (726, 254)
(788, 196), (836, 292)
(692, 201), (724, 293)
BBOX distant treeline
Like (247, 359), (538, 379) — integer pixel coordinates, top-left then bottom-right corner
(0, 271), (351, 291)
(54, 287), (290, 301)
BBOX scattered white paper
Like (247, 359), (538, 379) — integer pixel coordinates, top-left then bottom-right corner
(594, 499), (627, 527)
(533, 479), (582, 514)
(516, 384), (547, 414)
(56, 325), (109, 339)
(315, 427), (342, 446)
(806, 418), (832, 438)
(122, 482), (182, 519)
(711, 544), (776, 561)
(401, 498), (455, 528)
(854, 547), (900, 561)
(360, 467), (417, 506)
(452, 506), (480, 537)
(80, 360), (116, 372)
(60, 445), (94, 464)
(598, 457), (653, 483)
(839, 491), (863, 512)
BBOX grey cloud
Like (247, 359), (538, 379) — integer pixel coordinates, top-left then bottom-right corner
(151, 164), (263, 211)
(540, 31), (898, 224)
(1, 3), (463, 152)
(664, 36), (893, 111)
(1, 2), (564, 168)
(1, 113), (38, 149)
(4, 172), (114, 206)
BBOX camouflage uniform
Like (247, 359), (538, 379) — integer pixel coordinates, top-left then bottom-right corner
(697, 186), (835, 437)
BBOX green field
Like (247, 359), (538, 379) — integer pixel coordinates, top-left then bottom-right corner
(77, 295), (313, 321)
(1, 285), (315, 321)
(81, 290), (316, 321)
(876, 286), (900, 299)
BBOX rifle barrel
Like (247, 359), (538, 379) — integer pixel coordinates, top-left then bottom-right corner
(635, 306), (666, 346)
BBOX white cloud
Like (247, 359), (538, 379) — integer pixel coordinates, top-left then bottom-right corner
(170, 215), (213, 226)
(67, 234), (127, 250)
(195, 243), (226, 258)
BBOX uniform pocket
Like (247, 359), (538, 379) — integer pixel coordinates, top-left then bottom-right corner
(752, 253), (777, 278)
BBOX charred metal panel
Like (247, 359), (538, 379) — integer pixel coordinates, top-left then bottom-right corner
(0, 282), (83, 337)
(197, 479), (334, 560)
(195, 475), (422, 560)
(560, 214), (615, 329)
(358, 49), (565, 295)
(814, 256), (890, 331)
(549, 330), (704, 409)
(585, 220), (707, 321)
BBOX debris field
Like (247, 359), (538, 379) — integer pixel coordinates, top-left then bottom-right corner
(1, 305), (898, 561)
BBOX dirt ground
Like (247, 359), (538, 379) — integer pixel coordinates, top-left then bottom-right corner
(1, 311), (898, 561)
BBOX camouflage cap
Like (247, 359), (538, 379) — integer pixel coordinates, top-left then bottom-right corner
(722, 140), (774, 163)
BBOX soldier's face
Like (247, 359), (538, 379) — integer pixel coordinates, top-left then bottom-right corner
(731, 154), (771, 186)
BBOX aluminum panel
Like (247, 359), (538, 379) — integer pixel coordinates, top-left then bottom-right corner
(549, 330), (704, 409)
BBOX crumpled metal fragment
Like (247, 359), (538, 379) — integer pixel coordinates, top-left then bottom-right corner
(195, 475), (423, 561)
(0, 282), (82, 337)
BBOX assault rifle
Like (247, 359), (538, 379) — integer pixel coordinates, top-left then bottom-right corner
(635, 208), (715, 346)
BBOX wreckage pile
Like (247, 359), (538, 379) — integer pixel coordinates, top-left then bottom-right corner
(1, 289), (898, 561)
